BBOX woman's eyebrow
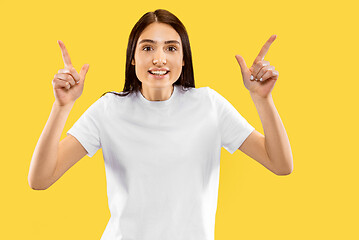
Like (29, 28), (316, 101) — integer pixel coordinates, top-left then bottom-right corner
(138, 39), (181, 45)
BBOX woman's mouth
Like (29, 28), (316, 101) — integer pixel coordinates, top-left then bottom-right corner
(148, 70), (170, 79)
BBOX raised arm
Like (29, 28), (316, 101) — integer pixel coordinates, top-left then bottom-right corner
(235, 35), (293, 175)
(28, 40), (90, 190)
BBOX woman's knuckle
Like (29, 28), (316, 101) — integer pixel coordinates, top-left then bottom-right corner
(52, 80), (59, 86)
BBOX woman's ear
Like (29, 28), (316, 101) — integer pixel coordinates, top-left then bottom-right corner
(131, 59), (135, 65)
(182, 60), (185, 66)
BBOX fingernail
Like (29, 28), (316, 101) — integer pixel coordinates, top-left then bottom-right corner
(260, 78), (263, 81)
(250, 75), (254, 80)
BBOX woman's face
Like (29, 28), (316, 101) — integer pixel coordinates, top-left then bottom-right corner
(132, 22), (185, 89)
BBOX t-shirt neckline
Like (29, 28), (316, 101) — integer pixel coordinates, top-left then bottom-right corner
(137, 85), (179, 108)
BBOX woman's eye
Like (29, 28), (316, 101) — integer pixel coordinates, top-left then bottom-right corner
(142, 46), (177, 52)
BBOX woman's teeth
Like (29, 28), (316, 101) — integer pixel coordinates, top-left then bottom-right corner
(149, 70), (168, 75)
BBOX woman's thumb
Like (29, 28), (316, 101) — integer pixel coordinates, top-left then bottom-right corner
(79, 64), (90, 81)
(235, 55), (250, 79)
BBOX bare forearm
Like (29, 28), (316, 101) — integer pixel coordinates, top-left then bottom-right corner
(28, 102), (74, 189)
(250, 92), (293, 175)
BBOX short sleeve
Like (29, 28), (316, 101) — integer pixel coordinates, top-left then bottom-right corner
(208, 87), (255, 154)
(66, 96), (105, 157)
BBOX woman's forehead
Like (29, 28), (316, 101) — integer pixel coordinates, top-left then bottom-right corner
(138, 39), (181, 46)
(138, 23), (181, 44)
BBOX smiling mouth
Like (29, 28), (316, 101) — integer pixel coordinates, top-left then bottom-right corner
(148, 71), (170, 76)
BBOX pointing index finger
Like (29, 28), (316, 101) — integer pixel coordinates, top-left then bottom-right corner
(57, 40), (73, 68)
(254, 35), (277, 63)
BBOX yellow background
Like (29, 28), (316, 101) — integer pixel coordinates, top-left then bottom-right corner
(1, 0), (358, 239)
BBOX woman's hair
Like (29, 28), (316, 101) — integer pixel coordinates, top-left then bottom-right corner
(101, 9), (195, 98)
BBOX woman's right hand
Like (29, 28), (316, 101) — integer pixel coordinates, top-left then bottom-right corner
(52, 40), (90, 107)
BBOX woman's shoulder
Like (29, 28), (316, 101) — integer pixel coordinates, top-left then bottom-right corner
(188, 86), (228, 105)
(94, 90), (133, 111)
(99, 90), (135, 103)
(180, 86), (212, 95)
(187, 86), (219, 98)
(100, 90), (132, 98)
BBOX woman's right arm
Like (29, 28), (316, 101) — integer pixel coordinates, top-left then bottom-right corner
(28, 40), (90, 190)
(28, 102), (86, 190)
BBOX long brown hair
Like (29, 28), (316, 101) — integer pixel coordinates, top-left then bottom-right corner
(101, 9), (195, 98)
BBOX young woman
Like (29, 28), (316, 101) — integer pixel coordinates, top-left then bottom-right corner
(28, 9), (293, 240)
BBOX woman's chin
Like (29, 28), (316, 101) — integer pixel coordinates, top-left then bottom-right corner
(143, 79), (173, 88)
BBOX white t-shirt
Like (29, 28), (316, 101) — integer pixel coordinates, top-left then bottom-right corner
(67, 85), (255, 240)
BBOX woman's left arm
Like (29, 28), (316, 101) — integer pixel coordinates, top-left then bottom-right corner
(235, 35), (293, 175)
(249, 92), (293, 175)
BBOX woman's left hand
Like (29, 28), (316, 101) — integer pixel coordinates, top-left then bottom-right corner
(235, 35), (279, 98)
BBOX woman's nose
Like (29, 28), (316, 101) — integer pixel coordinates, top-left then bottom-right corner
(153, 49), (166, 64)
